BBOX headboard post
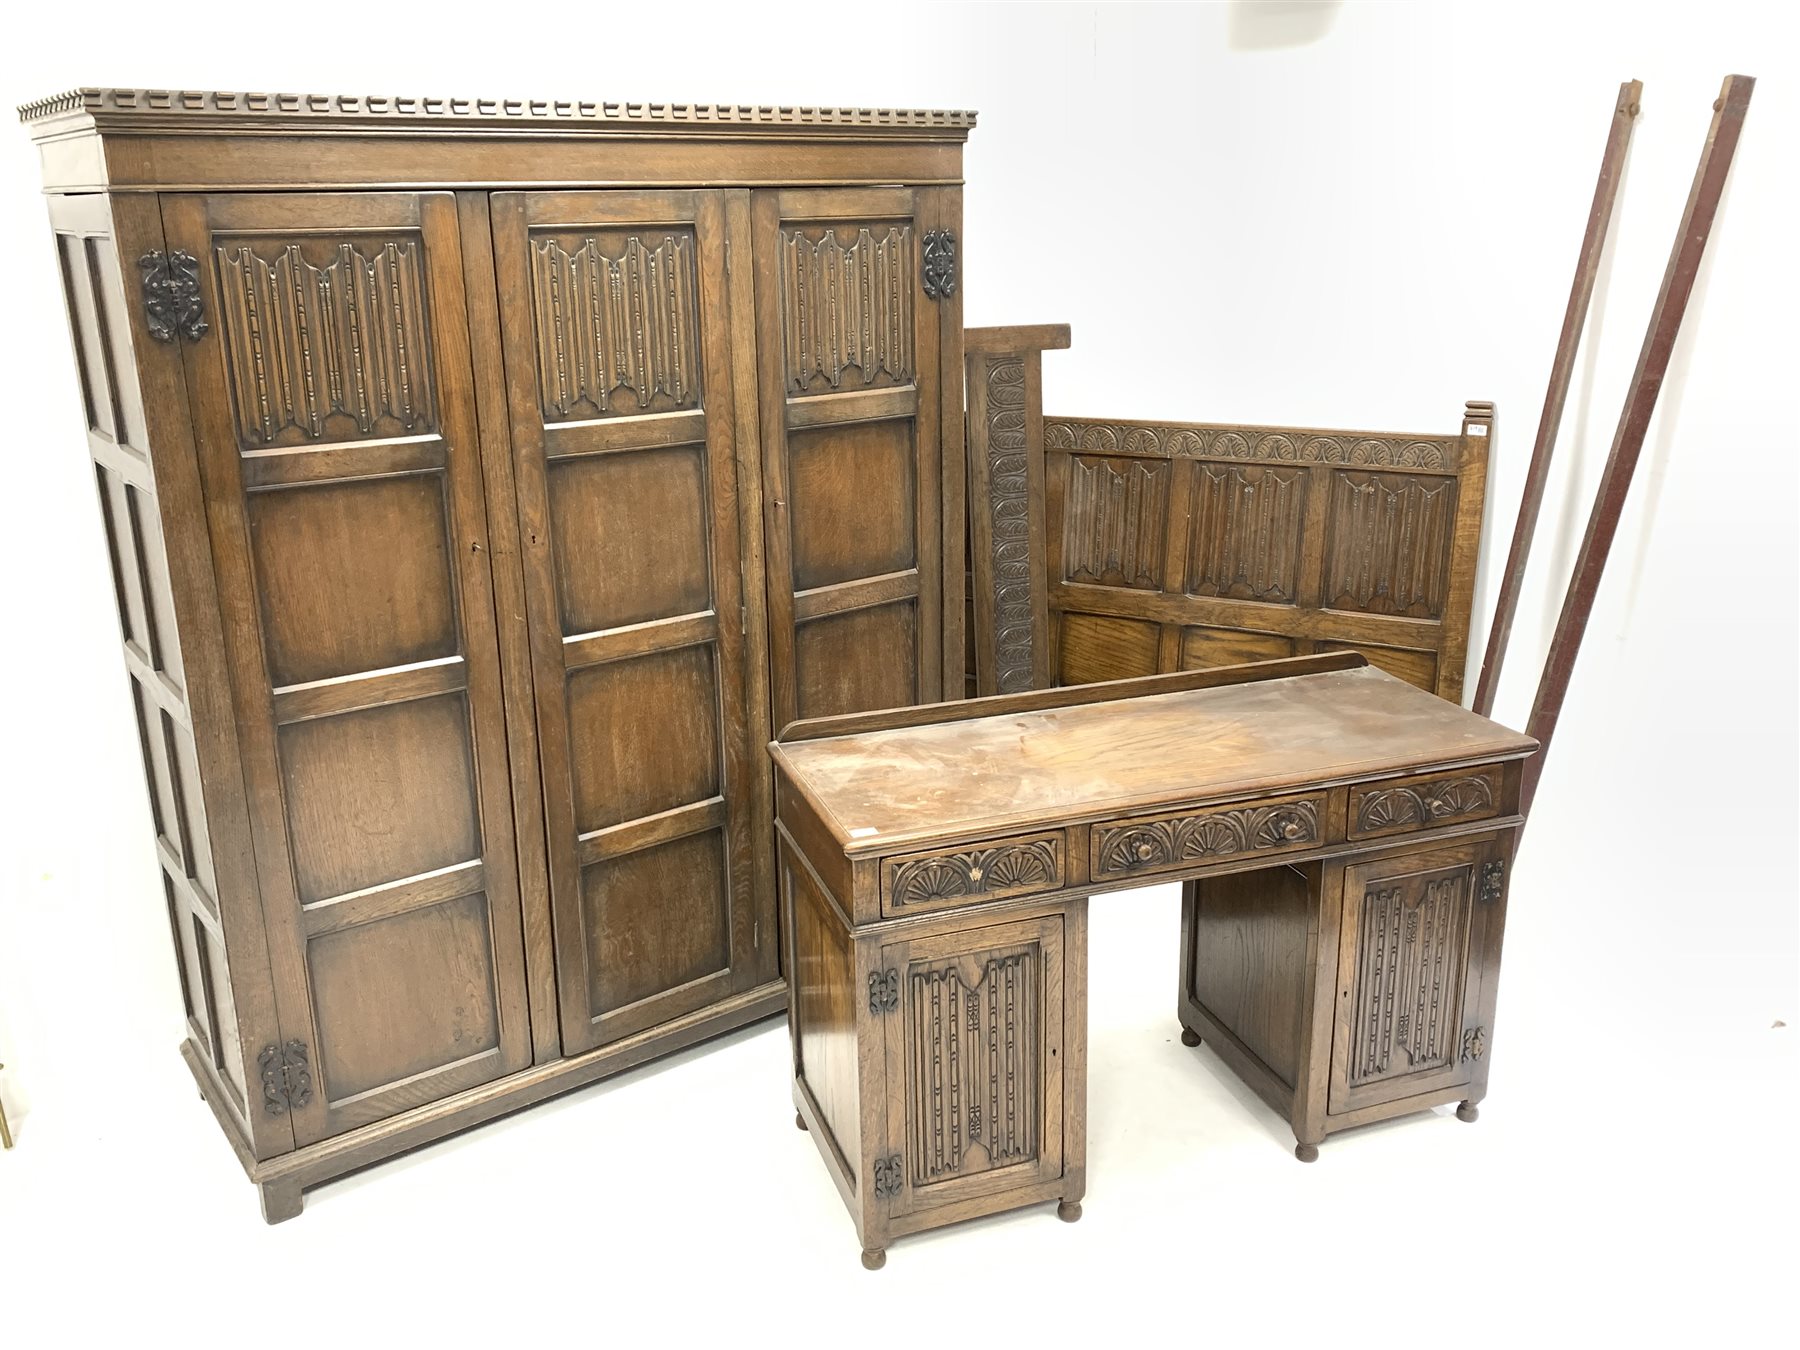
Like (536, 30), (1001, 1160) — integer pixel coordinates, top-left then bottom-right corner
(963, 324), (1072, 696)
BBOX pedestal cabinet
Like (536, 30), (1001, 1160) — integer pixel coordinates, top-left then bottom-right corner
(20, 89), (974, 1219)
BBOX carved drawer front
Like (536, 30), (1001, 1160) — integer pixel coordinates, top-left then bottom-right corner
(881, 832), (1065, 919)
(1348, 764), (1505, 841)
(1092, 791), (1326, 882)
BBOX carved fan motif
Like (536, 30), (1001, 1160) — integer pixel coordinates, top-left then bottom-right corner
(888, 839), (1062, 907)
(1356, 775), (1496, 834)
(1097, 801), (1319, 876)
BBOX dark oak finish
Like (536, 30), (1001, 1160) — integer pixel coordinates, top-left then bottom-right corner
(1474, 80), (1641, 716)
(1042, 404), (1493, 701)
(491, 188), (773, 1053)
(772, 658), (1534, 1263)
(22, 88), (974, 1220)
(753, 188), (955, 729)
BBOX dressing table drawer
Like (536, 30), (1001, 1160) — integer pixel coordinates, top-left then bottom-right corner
(880, 831), (1067, 918)
(1092, 791), (1327, 882)
(1348, 764), (1506, 841)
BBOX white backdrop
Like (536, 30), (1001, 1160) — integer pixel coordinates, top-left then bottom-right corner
(1, 2), (1794, 1341)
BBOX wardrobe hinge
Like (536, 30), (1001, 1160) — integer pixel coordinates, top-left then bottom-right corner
(258, 1038), (313, 1115)
(921, 229), (957, 300)
(740, 603), (747, 637)
(139, 249), (208, 342)
(1478, 860), (1505, 905)
(868, 968), (899, 1014)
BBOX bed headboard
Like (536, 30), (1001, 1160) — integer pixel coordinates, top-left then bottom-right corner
(1039, 403), (1492, 701)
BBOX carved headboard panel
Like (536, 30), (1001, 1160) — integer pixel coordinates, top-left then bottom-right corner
(1040, 404), (1492, 702)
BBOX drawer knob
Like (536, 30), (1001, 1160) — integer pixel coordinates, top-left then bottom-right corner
(1134, 841), (1155, 862)
(1279, 818), (1303, 840)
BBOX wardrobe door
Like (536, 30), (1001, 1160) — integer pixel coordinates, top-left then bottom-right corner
(491, 190), (769, 1055)
(161, 192), (532, 1143)
(752, 188), (948, 727)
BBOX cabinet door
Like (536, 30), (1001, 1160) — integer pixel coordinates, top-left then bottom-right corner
(162, 192), (532, 1143)
(490, 191), (769, 1054)
(877, 914), (1065, 1217)
(1329, 839), (1503, 1115)
(752, 188), (947, 726)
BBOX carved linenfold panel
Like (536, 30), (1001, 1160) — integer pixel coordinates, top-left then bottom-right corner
(885, 834), (1063, 911)
(780, 223), (914, 394)
(530, 231), (701, 420)
(982, 356), (1038, 693)
(214, 237), (435, 447)
(1352, 770), (1500, 838)
(1323, 471), (1454, 618)
(1045, 419), (1454, 471)
(1093, 798), (1320, 879)
(1348, 874), (1471, 1087)
(1063, 455), (1168, 589)
(907, 953), (1038, 1185)
(1187, 462), (1307, 603)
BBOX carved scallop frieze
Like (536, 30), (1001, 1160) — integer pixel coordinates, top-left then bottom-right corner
(883, 834), (1064, 915)
(1092, 797), (1323, 880)
(1349, 767), (1504, 840)
(1043, 418), (1453, 470)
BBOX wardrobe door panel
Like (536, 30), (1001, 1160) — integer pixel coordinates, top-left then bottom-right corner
(162, 191), (532, 1143)
(752, 188), (948, 728)
(492, 190), (769, 1053)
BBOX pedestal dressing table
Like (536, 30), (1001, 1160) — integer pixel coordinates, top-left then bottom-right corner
(771, 652), (1536, 1266)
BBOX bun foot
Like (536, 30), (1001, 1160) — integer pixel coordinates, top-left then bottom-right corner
(1456, 1100), (1480, 1124)
(1179, 1026), (1202, 1048)
(861, 1247), (886, 1271)
(795, 1111), (808, 1131)
(1294, 1142), (1319, 1163)
(1057, 1200), (1083, 1223)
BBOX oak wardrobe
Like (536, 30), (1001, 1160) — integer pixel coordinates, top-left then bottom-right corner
(20, 89), (972, 1219)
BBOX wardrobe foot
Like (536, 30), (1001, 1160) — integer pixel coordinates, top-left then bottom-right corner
(1294, 1142), (1320, 1164)
(1057, 1200), (1083, 1223)
(795, 1111), (808, 1131)
(861, 1247), (886, 1271)
(1456, 1100), (1480, 1124)
(258, 1179), (305, 1225)
(1179, 1026), (1201, 1048)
